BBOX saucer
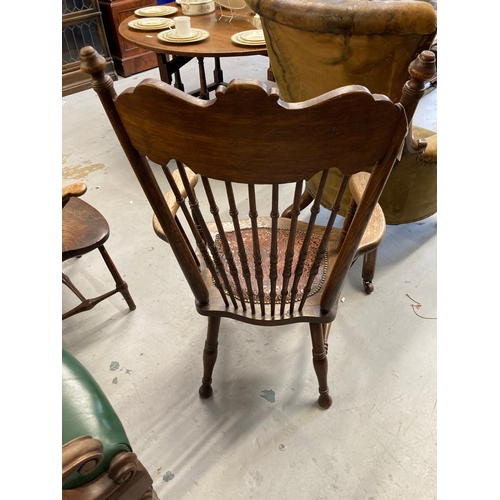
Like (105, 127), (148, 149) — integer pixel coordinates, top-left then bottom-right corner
(157, 28), (210, 43)
(231, 30), (266, 46)
(134, 5), (178, 16)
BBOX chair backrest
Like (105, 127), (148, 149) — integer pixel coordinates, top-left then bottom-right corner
(247, 0), (437, 103)
(80, 47), (413, 322)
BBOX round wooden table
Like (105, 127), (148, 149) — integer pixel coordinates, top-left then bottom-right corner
(118, 5), (268, 99)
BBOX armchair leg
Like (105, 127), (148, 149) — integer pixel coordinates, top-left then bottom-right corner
(310, 323), (332, 409)
(199, 316), (221, 399)
(362, 249), (377, 294)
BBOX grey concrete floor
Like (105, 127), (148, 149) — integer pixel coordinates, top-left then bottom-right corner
(62, 54), (437, 499)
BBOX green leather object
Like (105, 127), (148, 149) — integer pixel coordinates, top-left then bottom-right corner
(62, 349), (131, 489)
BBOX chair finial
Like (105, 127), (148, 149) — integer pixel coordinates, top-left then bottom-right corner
(407, 50), (437, 91)
(79, 46), (116, 97)
(79, 46), (106, 77)
(401, 50), (437, 153)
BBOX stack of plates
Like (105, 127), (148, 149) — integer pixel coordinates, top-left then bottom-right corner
(157, 28), (210, 44)
(215, 0), (247, 9)
(128, 17), (175, 30)
(134, 5), (178, 16)
(231, 29), (266, 46)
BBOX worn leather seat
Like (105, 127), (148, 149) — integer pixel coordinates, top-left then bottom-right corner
(62, 349), (156, 499)
(62, 349), (131, 489)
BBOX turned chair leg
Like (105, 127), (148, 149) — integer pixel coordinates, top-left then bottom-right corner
(362, 248), (378, 294)
(199, 316), (221, 399)
(309, 323), (332, 409)
(98, 245), (136, 311)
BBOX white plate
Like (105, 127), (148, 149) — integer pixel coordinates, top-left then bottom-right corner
(231, 30), (266, 46)
(134, 5), (178, 16)
(215, 0), (246, 9)
(128, 18), (175, 30)
(157, 28), (210, 43)
(238, 29), (265, 42)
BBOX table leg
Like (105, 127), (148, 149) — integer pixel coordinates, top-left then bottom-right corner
(170, 55), (185, 92)
(156, 53), (171, 85)
(197, 57), (209, 100)
(213, 57), (224, 86)
(156, 53), (189, 91)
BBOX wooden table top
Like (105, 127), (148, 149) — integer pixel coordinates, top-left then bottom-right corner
(118, 6), (268, 58)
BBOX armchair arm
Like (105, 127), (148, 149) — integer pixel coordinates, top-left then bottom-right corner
(417, 132), (437, 164)
(153, 166), (199, 243)
(348, 172), (386, 255)
(62, 436), (103, 486)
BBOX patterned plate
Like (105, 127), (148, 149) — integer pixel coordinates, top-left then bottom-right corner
(128, 18), (174, 30)
(157, 28), (210, 43)
(134, 5), (178, 16)
(231, 30), (265, 46)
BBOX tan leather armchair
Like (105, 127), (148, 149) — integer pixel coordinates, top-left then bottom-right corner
(246, 0), (437, 292)
(247, 0), (437, 224)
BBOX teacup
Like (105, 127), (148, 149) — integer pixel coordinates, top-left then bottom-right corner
(174, 16), (191, 37)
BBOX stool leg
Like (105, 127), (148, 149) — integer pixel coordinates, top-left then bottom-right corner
(62, 273), (87, 302)
(98, 245), (136, 311)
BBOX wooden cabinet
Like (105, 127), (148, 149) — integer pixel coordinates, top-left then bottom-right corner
(99, 0), (159, 76)
(62, 0), (118, 96)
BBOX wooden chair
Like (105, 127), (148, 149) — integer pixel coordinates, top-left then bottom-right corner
(79, 46), (434, 409)
(62, 349), (157, 499)
(62, 182), (136, 320)
(247, 0), (438, 293)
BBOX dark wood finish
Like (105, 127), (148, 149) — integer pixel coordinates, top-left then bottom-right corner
(118, 7), (268, 97)
(62, 436), (157, 499)
(62, 183), (136, 320)
(80, 46), (431, 409)
(99, 0), (158, 77)
(63, 0), (118, 96)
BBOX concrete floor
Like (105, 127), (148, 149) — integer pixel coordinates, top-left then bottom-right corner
(62, 54), (437, 499)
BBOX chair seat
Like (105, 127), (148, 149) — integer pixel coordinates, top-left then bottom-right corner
(62, 197), (110, 261)
(214, 224), (328, 304)
(195, 215), (384, 324)
(62, 350), (131, 490)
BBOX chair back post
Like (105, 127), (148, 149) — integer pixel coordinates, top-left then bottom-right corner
(79, 46), (210, 306)
(401, 50), (437, 154)
(320, 109), (409, 313)
(320, 50), (436, 313)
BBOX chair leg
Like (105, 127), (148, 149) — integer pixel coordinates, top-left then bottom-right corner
(199, 316), (221, 399)
(309, 323), (332, 409)
(362, 249), (377, 294)
(98, 245), (136, 311)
